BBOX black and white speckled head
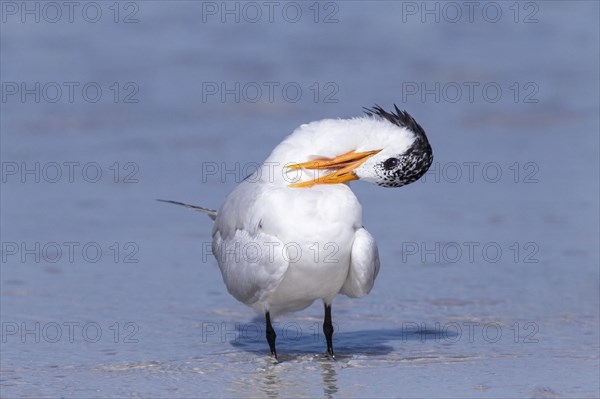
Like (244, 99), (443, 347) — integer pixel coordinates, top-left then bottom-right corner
(354, 105), (433, 188)
(268, 104), (433, 188)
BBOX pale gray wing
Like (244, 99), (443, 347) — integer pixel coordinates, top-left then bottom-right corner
(213, 226), (289, 307)
(340, 227), (380, 298)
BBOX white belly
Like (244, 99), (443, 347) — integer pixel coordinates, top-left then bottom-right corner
(215, 181), (363, 315)
(257, 184), (360, 314)
(264, 237), (354, 315)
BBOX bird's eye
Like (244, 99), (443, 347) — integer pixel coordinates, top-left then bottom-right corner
(383, 158), (399, 170)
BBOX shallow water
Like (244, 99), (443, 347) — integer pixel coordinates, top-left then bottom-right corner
(1, 1), (599, 398)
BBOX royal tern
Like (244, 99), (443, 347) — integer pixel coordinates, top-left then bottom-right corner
(161, 105), (433, 359)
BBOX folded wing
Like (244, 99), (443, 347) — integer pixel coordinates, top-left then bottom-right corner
(340, 228), (380, 298)
(213, 227), (289, 307)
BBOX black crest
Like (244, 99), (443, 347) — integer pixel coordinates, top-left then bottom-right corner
(363, 105), (429, 144)
(364, 104), (433, 188)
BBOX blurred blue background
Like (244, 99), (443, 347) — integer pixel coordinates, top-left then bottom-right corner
(1, 1), (599, 397)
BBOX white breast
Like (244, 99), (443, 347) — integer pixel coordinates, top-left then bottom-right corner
(213, 179), (363, 315)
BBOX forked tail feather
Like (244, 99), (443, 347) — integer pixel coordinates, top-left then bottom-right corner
(156, 199), (217, 221)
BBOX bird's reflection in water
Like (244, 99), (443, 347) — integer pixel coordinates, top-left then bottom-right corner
(259, 367), (281, 399)
(230, 355), (341, 399)
(320, 360), (339, 398)
(226, 358), (282, 398)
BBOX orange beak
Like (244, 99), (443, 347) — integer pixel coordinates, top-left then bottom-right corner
(287, 149), (382, 188)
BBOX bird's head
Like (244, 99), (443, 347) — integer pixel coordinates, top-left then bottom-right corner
(286, 105), (433, 188)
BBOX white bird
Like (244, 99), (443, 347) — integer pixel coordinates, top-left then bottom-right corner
(160, 105), (433, 360)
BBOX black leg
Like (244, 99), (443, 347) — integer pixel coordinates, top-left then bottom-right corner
(265, 312), (277, 360)
(323, 303), (335, 359)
